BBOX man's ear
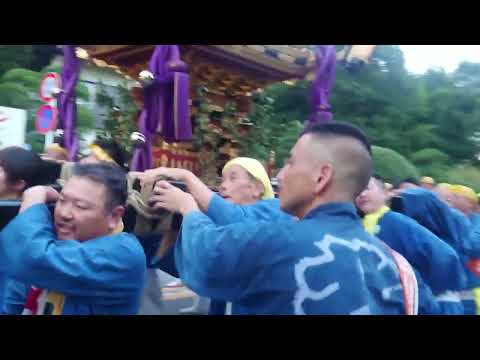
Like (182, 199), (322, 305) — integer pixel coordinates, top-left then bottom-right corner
(314, 163), (334, 195)
(108, 205), (125, 231)
(252, 181), (265, 200)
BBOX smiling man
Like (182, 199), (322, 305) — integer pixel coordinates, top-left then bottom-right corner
(0, 163), (146, 315)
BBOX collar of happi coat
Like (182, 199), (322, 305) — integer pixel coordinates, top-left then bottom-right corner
(304, 202), (360, 222)
(362, 205), (390, 235)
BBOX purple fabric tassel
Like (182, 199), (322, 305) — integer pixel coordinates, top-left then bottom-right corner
(131, 45), (192, 171)
(58, 45), (80, 161)
(307, 45), (336, 126)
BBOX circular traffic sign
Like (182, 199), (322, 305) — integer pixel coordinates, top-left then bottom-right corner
(36, 105), (58, 134)
(39, 73), (61, 102)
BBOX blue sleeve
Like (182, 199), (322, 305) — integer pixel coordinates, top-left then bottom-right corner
(2, 278), (29, 315)
(175, 211), (274, 301)
(399, 188), (479, 258)
(467, 225), (480, 259)
(415, 271), (441, 315)
(207, 194), (287, 225)
(0, 204), (146, 300)
(209, 300), (227, 315)
(381, 212), (467, 292)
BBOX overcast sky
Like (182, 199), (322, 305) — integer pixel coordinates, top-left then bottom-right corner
(400, 45), (480, 74)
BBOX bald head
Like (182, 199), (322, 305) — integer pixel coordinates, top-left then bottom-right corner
(277, 122), (373, 218)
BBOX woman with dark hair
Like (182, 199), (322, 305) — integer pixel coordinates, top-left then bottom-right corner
(0, 146), (45, 313)
(0, 147), (44, 200)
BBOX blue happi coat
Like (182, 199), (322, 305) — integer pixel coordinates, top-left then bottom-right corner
(0, 204), (146, 315)
(397, 188), (480, 314)
(206, 194), (292, 225)
(206, 195), (293, 315)
(175, 202), (409, 315)
(375, 210), (466, 314)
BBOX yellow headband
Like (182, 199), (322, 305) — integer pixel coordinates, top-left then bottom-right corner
(450, 185), (478, 204)
(420, 176), (435, 185)
(437, 183), (454, 192)
(223, 157), (275, 199)
(89, 144), (117, 165)
(45, 143), (68, 157)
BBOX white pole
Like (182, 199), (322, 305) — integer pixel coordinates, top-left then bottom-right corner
(45, 131), (54, 148)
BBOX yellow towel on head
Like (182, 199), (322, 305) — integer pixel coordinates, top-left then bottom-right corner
(362, 205), (390, 235)
(223, 157), (275, 199)
(451, 185), (478, 204)
(89, 144), (117, 165)
(473, 288), (480, 315)
(420, 176), (435, 185)
(45, 143), (68, 157)
(437, 183), (454, 192)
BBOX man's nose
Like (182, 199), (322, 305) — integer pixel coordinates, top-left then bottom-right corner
(219, 181), (227, 193)
(57, 203), (73, 220)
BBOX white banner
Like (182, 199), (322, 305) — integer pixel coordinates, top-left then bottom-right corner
(0, 106), (27, 149)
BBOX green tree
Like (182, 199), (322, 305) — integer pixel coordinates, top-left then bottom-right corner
(447, 166), (480, 192)
(410, 148), (450, 180)
(264, 45), (480, 173)
(0, 45), (34, 76)
(236, 92), (275, 162)
(372, 145), (419, 184)
(0, 66), (95, 152)
(95, 82), (139, 154)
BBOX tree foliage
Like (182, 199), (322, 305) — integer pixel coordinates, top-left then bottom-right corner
(372, 145), (419, 184)
(0, 64), (94, 152)
(447, 166), (480, 192)
(260, 45), (480, 180)
(95, 82), (139, 154)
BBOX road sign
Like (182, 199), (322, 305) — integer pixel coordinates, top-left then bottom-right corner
(39, 72), (61, 103)
(36, 105), (58, 134)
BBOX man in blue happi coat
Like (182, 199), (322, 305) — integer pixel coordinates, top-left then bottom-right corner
(0, 147), (46, 314)
(356, 176), (467, 314)
(0, 163), (146, 315)
(395, 186), (480, 315)
(149, 122), (417, 315)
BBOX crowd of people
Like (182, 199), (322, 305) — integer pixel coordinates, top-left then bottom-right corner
(0, 122), (479, 315)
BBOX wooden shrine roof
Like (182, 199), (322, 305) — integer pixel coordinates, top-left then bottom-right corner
(78, 45), (314, 95)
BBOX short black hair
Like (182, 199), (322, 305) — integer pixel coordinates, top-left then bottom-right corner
(93, 138), (128, 170)
(72, 163), (128, 211)
(302, 122), (372, 155)
(0, 146), (43, 189)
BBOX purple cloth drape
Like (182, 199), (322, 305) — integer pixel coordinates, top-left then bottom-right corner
(131, 45), (192, 171)
(307, 45), (337, 126)
(58, 45), (80, 161)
